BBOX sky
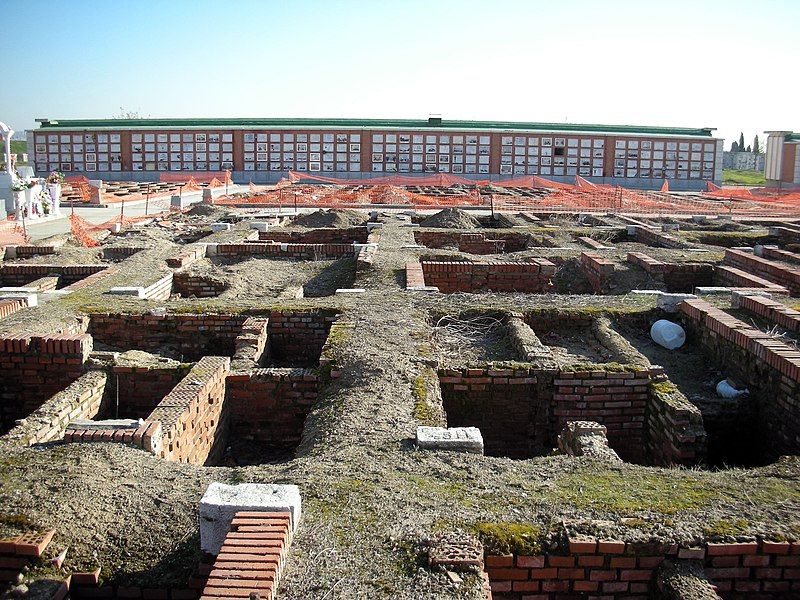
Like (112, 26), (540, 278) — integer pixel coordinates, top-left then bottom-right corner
(1, 0), (797, 148)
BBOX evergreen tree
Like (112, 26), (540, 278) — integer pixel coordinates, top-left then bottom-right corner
(739, 132), (745, 151)
(746, 145), (752, 153)
(731, 141), (739, 152)
(753, 135), (760, 154)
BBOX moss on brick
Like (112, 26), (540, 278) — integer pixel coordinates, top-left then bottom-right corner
(471, 521), (543, 555)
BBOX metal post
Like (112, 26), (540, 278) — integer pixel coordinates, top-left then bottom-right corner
(145, 183), (151, 215)
(120, 194), (125, 224)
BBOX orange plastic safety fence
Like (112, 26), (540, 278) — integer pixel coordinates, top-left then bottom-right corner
(69, 214), (101, 247)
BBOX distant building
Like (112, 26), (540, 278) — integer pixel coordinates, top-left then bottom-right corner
(722, 151), (764, 171)
(764, 131), (800, 187)
(27, 117), (723, 190)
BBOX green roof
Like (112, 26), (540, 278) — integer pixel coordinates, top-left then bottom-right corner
(786, 132), (800, 142)
(33, 117), (716, 138)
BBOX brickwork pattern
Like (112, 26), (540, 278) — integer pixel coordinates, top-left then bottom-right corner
(0, 264), (113, 289)
(258, 226), (369, 244)
(760, 245), (800, 266)
(225, 368), (319, 454)
(738, 294), (800, 332)
(632, 226), (688, 249)
(4, 371), (107, 446)
(167, 244), (207, 268)
(200, 511), (293, 600)
(218, 242), (356, 260)
(0, 334), (92, 434)
(0, 297), (26, 320)
(679, 298), (800, 457)
(626, 252), (714, 292)
(724, 248), (800, 296)
(420, 260), (555, 294)
(231, 317), (270, 370)
(713, 265), (789, 294)
(414, 230), (533, 253)
(172, 273), (227, 298)
(580, 252), (615, 294)
(148, 356), (230, 465)
(110, 364), (190, 419)
(486, 538), (800, 599)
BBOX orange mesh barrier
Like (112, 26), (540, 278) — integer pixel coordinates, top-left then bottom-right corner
(660, 179), (669, 192)
(158, 171), (232, 184)
(0, 220), (29, 245)
(69, 215), (101, 247)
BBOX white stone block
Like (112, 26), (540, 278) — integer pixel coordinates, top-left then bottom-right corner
(407, 286), (440, 293)
(626, 225), (638, 236)
(366, 222), (382, 231)
(202, 243), (219, 256)
(210, 222), (232, 232)
(335, 288), (366, 294)
(249, 221), (271, 232)
(199, 482), (302, 555)
(416, 426), (484, 454)
(657, 293), (697, 313)
(107, 286), (146, 299)
(0, 291), (37, 307)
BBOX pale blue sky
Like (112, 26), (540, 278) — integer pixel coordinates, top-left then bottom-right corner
(1, 0), (797, 147)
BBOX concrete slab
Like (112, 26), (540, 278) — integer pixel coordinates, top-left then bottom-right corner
(210, 222), (232, 232)
(416, 426), (484, 454)
(199, 482), (302, 555)
(657, 293), (697, 313)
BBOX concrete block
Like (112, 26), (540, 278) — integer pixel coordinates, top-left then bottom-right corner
(202, 243), (219, 256)
(732, 246), (754, 253)
(107, 286), (146, 298)
(691, 215), (708, 224)
(334, 288), (365, 294)
(3, 245), (17, 259)
(626, 225), (638, 236)
(416, 426), (484, 454)
(69, 419), (141, 430)
(407, 286), (440, 293)
(249, 221), (271, 232)
(0, 290), (38, 307)
(716, 214), (733, 221)
(695, 287), (739, 295)
(661, 224), (680, 232)
(657, 293), (697, 313)
(631, 289), (664, 295)
(366, 222), (382, 232)
(199, 482), (302, 555)
(210, 222), (231, 232)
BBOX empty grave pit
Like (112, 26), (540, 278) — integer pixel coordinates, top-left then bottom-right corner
(413, 230), (552, 254)
(0, 264), (117, 292)
(432, 311), (706, 466)
(5, 310), (342, 465)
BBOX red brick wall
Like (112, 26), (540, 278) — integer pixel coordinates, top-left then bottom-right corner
(0, 265), (110, 288)
(580, 252), (615, 294)
(632, 226), (687, 249)
(172, 273), (227, 298)
(107, 364), (190, 419)
(217, 242), (356, 260)
(88, 311), (336, 365)
(200, 511), (293, 600)
(738, 294), (800, 332)
(414, 231), (533, 253)
(679, 298), (800, 458)
(724, 249), (800, 296)
(486, 538), (800, 599)
(420, 260), (555, 293)
(258, 226), (368, 244)
(148, 356), (230, 465)
(0, 334), (92, 434)
(88, 313), (248, 360)
(714, 265), (788, 294)
(225, 368), (320, 454)
(0, 298), (26, 320)
(626, 251), (714, 292)
(267, 311), (336, 366)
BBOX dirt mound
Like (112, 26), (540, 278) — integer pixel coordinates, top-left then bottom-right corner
(420, 208), (480, 229)
(186, 203), (223, 217)
(292, 209), (366, 228)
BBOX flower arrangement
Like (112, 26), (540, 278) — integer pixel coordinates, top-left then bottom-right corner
(10, 181), (29, 192)
(46, 171), (65, 184)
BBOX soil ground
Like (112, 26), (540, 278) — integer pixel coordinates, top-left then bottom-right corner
(0, 207), (798, 599)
